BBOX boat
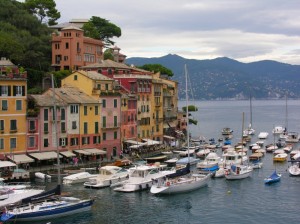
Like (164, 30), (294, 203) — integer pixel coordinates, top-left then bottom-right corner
(63, 172), (98, 184)
(272, 126), (285, 134)
(196, 149), (210, 159)
(283, 144), (293, 153)
(197, 152), (220, 172)
(273, 153), (288, 162)
(150, 65), (211, 195)
(219, 150), (248, 168)
(264, 170), (281, 184)
(225, 164), (253, 180)
(222, 127), (233, 135)
(251, 160), (263, 169)
(266, 144), (278, 153)
(0, 74), (94, 222)
(113, 163), (175, 192)
(288, 160), (300, 176)
(35, 172), (51, 180)
(258, 132), (269, 139)
(0, 178), (29, 190)
(279, 95), (289, 140)
(285, 132), (299, 143)
(214, 167), (225, 178)
(84, 166), (129, 188)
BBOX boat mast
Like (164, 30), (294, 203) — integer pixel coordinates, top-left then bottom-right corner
(51, 74), (61, 187)
(250, 93), (252, 128)
(185, 64), (190, 162)
(285, 94), (288, 131)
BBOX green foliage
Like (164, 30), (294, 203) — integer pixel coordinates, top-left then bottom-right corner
(53, 70), (72, 87)
(137, 64), (173, 77)
(82, 16), (121, 46)
(189, 119), (198, 125)
(182, 105), (198, 112)
(27, 87), (43, 94)
(104, 49), (114, 60)
(25, 0), (60, 25)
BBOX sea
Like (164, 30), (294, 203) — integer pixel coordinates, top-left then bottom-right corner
(35, 100), (299, 224)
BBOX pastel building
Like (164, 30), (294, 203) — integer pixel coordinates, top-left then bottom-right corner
(0, 58), (27, 159)
(61, 71), (122, 157)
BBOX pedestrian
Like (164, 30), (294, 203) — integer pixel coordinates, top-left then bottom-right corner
(110, 153), (113, 161)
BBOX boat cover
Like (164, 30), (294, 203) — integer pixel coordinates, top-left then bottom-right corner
(269, 171), (280, 179)
(21, 185), (61, 204)
(166, 163), (190, 178)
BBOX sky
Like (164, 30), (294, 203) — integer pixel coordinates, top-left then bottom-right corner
(30, 0), (300, 64)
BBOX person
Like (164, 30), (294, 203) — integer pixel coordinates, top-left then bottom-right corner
(110, 153), (113, 161)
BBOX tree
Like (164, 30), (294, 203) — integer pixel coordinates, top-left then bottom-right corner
(82, 16), (121, 46)
(25, 0), (60, 25)
(104, 49), (114, 60)
(138, 64), (174, 77)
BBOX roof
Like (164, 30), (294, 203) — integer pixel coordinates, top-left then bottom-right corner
(80, 59), (130, 70)
(61, 25), (83, 31)
(77, 70), (114, 81)
(0, 57), (15, 67)
(8, 154), (34, 164)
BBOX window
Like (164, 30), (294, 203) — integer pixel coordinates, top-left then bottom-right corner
(10, 120), (17, 131)
(44, 123), (48, 133)
(44, 139), (49, 147)
(114, 131), (117, 139)
(102, 99), (106, 108)
(64, 56), (68, 61)
(28, 136), (35, 147)
(59, 138), (68, 146)
(131, 127), (134, 135)
(14, 86), (23, 96)
(95, 106), (98, 115)
(0, 86), (8, 96)
(114, 99), (117, 108)
(29, 120), (35, 131)
(61, 108), (65, 120)
(16, 100), (22, 110)
(1, 100), (8, 111)
(95, 122), (99, 134)
(65, 42), (69, 49)
(103, 132), (106, 141)
(102, 116), (106, 128)
(82, 137), (90, 145)
(93, 136), (100, 144)
(84, 106), (87, 115)
(114, 116), (117, 127)
(72, 121), (77, 129)
(44, 109), (48, 121)
(70, 138), (78, 146)
(105, 84), (109, 90)
(10, 138), (16, 149)
(61, 122), (66, 133)
(84, 122), (88, 134)
(0, 120), (4, 131)
(0, 138), (4, 150)
(70, 105), (79, 114)
(74, 75), (78, 81)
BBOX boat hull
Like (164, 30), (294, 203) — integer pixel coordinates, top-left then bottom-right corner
(1, 200), (93, 222)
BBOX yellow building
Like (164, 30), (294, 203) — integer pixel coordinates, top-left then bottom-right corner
(0, 58), (27, 158)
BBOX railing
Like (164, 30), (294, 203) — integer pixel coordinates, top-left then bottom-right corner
(101, 122), (121, 129)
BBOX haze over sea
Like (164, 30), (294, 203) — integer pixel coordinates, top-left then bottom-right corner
(38, 100), (299, 224)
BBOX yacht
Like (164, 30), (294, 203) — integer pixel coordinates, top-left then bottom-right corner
(258, 132), (269, 139)
(63, 172), (97, 185)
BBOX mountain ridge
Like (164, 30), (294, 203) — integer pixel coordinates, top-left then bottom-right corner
(126, 54), (300, 100)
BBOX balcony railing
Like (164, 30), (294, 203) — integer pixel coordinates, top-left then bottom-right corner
(101, 122), (121, 129)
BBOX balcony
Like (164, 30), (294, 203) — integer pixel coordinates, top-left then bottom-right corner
(101, 122), (121, 129)
(28, 129), (36, 133)
(155, 102), (162, 107)
(0, 130), (4, 134)
(10, 129), (17, 133)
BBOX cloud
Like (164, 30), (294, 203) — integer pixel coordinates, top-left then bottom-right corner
(50, 0), (300, 64)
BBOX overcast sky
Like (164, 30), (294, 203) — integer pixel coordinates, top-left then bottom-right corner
(54, 0), (300, 64)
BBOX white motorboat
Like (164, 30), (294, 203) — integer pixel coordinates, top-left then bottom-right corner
(251, 161), (263, 169)
(84, 166), (129, 188)
(285, 132), (299, 143)
(258, 132), (269, 139)
(283, 144), (293, 153)
(273, 153), (288, 162)
(196, 149), (210, 159)
(179, 149), (195, 157)
(272, 126), (285, 134)
(225, 164), (253, 180)
(150, 173), (211, 195)
(214, 167), (225, 178)
(222, 127), (233, 135)
(63, 172), (97, 184)
(113, 164), (175, 192)
(35, 172), (51, 180)
(266, 144), (278, 153)
(288, 162), (300, 176)
(197, 152), (220, 172)
(219, 150), (248, 168)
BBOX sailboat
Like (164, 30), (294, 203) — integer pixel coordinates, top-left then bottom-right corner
(243, 94), (255, 136)
(1, 75), (94, 222)
(279, 95), (288, 139)
(150, 65), (211, 195)
(225, 112), (253, 180)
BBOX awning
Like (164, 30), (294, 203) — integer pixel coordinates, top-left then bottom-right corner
(163, 135), (175, 140)
(0, 161), (16, 168)
(129, 144), (144, 149)
(29, 151), (62, 161)
(124, 140), (145, 145)
(74, 150), (92, 155)
(8, 154), (34, 164)
(83, 148), (106, 155)
(60, 151), (76, 158)
(142, 139), (161, 146)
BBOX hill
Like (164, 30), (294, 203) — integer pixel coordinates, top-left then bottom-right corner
(126, 54), (300, 100)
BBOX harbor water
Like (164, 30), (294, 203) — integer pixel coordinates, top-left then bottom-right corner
(36, 100), (299, 224)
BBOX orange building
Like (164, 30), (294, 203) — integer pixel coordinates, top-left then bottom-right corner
(51, 26), (104, 71)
